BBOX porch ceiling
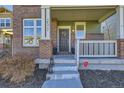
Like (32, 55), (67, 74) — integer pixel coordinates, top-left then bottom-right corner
(51, 6), (117, 22)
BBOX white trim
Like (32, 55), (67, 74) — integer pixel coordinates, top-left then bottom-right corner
(76, 39), (80, 67)
(46, 8), (51, 40)
(57, 26), (71, 53)
(41, 6), (51, 40)
(119, 6), (124, 39)
(23, 19), (42, 47)
(75, 22), (86, 39)
(41, 8), (45, 39)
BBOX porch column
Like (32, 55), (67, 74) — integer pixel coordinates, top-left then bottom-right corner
(117, 6), (124, 58)
(41, 5), (51, 40)
(39, 5), (53, 59)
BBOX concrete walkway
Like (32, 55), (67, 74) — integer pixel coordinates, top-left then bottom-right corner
(42, 58), (83, 88)
(42, 78), (82, 88)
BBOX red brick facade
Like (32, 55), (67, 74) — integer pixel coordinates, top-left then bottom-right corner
(39, 40), (53, 59)
(13, 5), (41, 57)
(117, 39), (124, 58)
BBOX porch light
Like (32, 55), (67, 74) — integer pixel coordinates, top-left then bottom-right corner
(72, 30), (75, 32)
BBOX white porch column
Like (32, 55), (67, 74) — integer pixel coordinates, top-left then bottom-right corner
(117, 6), (124, 39)
(41, 5), (51, 40)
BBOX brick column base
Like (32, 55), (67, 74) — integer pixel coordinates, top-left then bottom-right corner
(39, 40), (53, 59)
(117, 39), (124, 58)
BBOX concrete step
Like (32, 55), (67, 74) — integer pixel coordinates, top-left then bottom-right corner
(54, 63), (76, 66)
(52, 65), (78, 71)
(54, 59), (76, 64)
(46, 71), (79, 80)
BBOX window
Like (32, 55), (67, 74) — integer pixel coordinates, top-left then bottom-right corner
(23, 19), (42, 47)
(75, 22), (86, 39)
(0, 18), (11, 28)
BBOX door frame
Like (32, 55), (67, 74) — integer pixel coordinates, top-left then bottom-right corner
(57, 26), (71, 53)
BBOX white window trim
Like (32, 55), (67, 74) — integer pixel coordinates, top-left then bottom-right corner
(75, 22), (86, 39)
(57, 26), (71, 53)
(23, 19), (42, 47)
(0, 18), (11, 28)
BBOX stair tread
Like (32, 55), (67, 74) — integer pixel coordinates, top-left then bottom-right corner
(49, 71), (79, 74)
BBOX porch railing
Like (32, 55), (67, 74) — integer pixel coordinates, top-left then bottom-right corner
(76, 40), (117, 63)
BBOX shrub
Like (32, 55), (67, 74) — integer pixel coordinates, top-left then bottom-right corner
(0, 53), (35, 83)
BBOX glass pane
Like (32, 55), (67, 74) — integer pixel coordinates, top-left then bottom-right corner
(6, 19), (11, 27)
(77, 25), (84, 30)
(36, 36), (41, 45)
(0, 19), (5, 27)
(36, 28), (42, 35)
(24, 36), (34, 45)
(76, 30), (85, 39)
(24, 20), (34, 26)
(24, 28), (34, 36)
(36, 20), (41, 26)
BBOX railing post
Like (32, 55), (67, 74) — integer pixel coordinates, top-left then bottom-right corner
(115, 41), (118, 57)
(76, 39), (80, 68)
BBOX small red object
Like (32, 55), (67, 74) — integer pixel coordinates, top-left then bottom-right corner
(83, 61), (89, 68)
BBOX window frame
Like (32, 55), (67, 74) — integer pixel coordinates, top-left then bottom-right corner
(75, 22), (86, 39)
(23, 19), (42, 47)
(0, 18), (11, 28)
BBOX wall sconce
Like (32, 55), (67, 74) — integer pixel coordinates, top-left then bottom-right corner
(72, 30), (75, 32)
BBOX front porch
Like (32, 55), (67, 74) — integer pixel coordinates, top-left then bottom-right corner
(39, 5), (124, 59)
(35, 5), (124, 71)
(51, 6), (117, 55)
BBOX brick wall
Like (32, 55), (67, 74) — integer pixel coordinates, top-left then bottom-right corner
(51, 18), (58, 48)
(117, 39), (124, 58)
(86, 33), (104, 40)
(13, 5), (41, 57)
(39, 40), (53, 59)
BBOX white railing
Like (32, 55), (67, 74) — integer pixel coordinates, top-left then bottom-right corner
(76, 40), (117, 63)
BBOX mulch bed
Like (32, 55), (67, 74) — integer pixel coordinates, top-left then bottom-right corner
(0, 67), (47, 88)
(79, 70), (124, 88)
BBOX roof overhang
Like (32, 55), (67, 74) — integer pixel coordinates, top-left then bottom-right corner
(51, 5), (118, 22)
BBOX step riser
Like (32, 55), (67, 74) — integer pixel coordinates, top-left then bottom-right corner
(52, 67), (78, 71)
(47, 74), (79, 80)
(54, 60), (76, 64)
(47, 57), (79, 80)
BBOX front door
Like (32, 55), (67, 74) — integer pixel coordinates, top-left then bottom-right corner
(58, 27), (70, 52)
